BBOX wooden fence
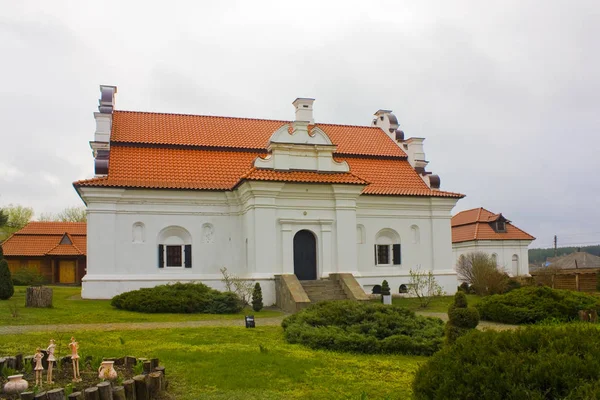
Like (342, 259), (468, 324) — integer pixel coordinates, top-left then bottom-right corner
(531, 269), (599, 292)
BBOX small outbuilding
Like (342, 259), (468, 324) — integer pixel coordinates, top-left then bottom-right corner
(1, 222), (87, 284)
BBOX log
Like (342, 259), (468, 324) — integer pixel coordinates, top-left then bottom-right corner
(33, 392), (48, 400)
(142, 361), (152, 375)
(20, 392), (35, 400)
(68, 392), (85, 400)
(25, 286), (53, 308)
(125, 357), (136, 367)
(112, 386), (126, 400)
(122, 379), (136, 400)
(97, 381), (113, 400)
(6, 356), (16, 369)
(47, 388), (65, 400)
(148, 372), (162, 399)
(84, 387), (100, 400)
(154, 366), (165, 378)
(114, 357), (125, 366)
(15, 353), (23, 371)
(149, 358), (159, 371)
(133, 375), (149, 400)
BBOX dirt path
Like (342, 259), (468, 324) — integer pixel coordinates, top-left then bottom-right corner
(0, 317), (287, 336)
(416, 311), (519, 331)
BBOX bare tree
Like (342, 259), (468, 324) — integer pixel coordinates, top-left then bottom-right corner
(408, 268), (445, 308)
(456, 252), (508, 295)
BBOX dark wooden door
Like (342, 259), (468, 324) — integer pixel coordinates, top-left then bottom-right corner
(294, 230), (317, 281)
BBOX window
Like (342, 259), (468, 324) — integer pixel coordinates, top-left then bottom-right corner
(374, 228), (401, 266)
(157, 226), (192, 269)
(496, 220), (506, 232)
(512, 254), (519, 275)
(399, 284), (408, 294)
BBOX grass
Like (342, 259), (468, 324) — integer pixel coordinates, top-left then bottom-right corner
(388, 294), (481, 313)
(0, 327), (422, 399)
(0, 286), (282, 326)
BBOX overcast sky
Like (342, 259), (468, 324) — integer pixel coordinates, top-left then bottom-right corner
(1, 1), (599, 248)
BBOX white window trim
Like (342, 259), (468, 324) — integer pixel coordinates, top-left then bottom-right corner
(376, 244), (395, 267)
(163, 244), (187, 268)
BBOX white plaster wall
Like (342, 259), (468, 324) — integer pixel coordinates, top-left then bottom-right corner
(452, 240), (532, 277)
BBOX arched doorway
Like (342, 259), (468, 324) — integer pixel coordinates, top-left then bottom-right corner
(294, 230), (317, 280)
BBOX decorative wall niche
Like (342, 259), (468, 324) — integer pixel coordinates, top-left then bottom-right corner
(132, 222), (145, 243)
(202, 223), (214, 244)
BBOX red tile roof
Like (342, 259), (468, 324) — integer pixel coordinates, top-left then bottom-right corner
(451, 208), (535, 243)
(74, 110), (464, 199)
(1, 222), (86, 257)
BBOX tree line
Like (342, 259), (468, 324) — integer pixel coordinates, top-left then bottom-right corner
(0, 204), (86, 241)
(529, 245), (600, 264)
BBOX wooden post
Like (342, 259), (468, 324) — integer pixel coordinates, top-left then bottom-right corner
(25, 286), (53, 308)
(154, 366), (165, 377)
(133, 375), (149, 400)
(148, 372), (162, 398)
(47, 388), (65, 400)
(122, 379), (136, 400)
(6, 356), (16, 369)
(97, 381), (113, 400)
(84, 387), (100, 400)
(142, 361), (152, 375)
(20, 392), (35, 400)
(112, 386), (126, 400)
(33, 392), (48, 400)
(125, 357), (136, 367)
(15, 353), (23, 371)
(68, 392), (85, 400)
(149, 358), (159, 371)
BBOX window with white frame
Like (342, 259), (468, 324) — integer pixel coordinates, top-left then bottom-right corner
(157, 226), (192, 269)
(374, 228), (401, 266)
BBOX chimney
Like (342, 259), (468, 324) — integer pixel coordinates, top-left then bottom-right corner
(90, 85), (117, 176)
(371, 110), (400, 142)
(292, 98), (315, 124)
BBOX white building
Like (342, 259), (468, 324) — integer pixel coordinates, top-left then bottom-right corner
(451, 208), (535, 276)
(75, 85), (464, 304)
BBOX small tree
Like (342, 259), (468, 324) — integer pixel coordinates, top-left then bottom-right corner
(445, 291), (479, 344)
(220, 267), (254, 306)
(0, 246), (14, 300)
(456, 252), (509, 295)
(408, 269), (444, 308)
(252, 282), (263, 312)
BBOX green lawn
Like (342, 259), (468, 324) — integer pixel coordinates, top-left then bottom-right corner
(389, 294), (481, 313)
(0, 286), (282, 326)
(0, 327), (422, 399)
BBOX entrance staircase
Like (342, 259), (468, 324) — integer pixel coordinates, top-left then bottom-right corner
(300, 279), (348, 302)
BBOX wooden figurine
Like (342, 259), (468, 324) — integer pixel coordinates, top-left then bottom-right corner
(46, 339), (56, 384)
(33, 348), (44, 387)
(69, 337), (81, 382)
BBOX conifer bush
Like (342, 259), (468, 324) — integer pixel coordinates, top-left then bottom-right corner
(445, 291), (479, 343)
(282, 301), (444, 355)
(381, 280), (391, 296)
(252, 282), (263, 312)
(0, 246), (14, 300)
(413, 324), (600, 399)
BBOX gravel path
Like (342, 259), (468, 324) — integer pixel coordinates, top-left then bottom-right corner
(0, 317), (287, 336)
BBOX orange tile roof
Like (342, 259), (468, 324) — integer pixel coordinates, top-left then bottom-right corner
(110, 111), (407, 157)
(1, 222), (86, 256)
(74, 146), (464, 198)
(451, 208), (535, 243)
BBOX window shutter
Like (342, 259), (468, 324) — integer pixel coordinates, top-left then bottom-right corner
(393, 244), (401, 265)
(374, 245), (378, 265)
(184, 244), (192, 268)
(158, 245), (164, 268)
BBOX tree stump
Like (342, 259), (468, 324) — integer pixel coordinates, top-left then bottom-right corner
(149, 358), (159, 371)
(133, 375), (149, 400)
(47, 388), (65, 400)
(97, 381), (113, 400)
(142, 361), (152, 375)
(25, 286), (53, 308)
(112, 386), (126, 400)
(15, 353), (23, 370)
(33, 392), (48, 400)
(20, 392), (35, 400)
(122, 379), (136, 400)
(124, 357), (136, 367)
(84, 387), (100, 400)
(148, 372), (162, 399)
(154, 366), (165, 378)
(68, 392), (84, 400)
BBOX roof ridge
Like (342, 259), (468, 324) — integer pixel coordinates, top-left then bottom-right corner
(473, 222), (480, 240)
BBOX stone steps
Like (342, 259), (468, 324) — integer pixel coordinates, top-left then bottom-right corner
(300, 279), (349, 303)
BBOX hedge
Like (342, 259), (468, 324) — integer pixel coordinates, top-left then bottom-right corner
(476, 286), (600, 324)
(413, 324), (600, 399)
(281, 301), (444, 356)
(111, 282), (242, 314)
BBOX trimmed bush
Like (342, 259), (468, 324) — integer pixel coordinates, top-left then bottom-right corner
(381, 280), (390, 296)
(281, 301), (444, 356)
(477, 286), (600, 324)
(414, 324), (600, 400)
(445, 291), (479, 343)
(0, 246), (14, 300)
(111, 282), (243, 314)
(252, 282), (263, 312)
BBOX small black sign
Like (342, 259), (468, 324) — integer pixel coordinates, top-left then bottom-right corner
(245, 315), (255, 328)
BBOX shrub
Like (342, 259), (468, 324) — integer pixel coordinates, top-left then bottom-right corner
(476, 286), (600, 324)
(504, 277), (521, 293)
(408, 269), (444, 308)
(0, 246), (14, 300)
(252, 282), (263, 312)
(281, 301), (444, 356)
(445, 292), (479, 344)
(381, 280), (390, 296)
(456, 252), (508, 295)
(11, 267), (47, 286)
(111, 282), (243, 314)
(413, 324), (600, 400)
